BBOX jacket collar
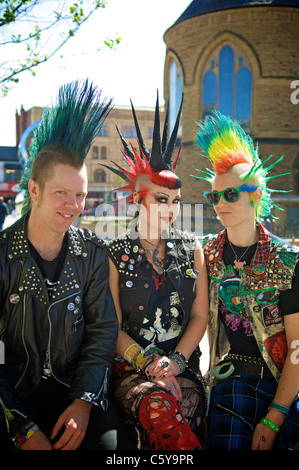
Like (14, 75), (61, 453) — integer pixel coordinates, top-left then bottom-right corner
(213, 223), (272, 272)
(4, 214), (88, 261)
(125, 227), (186, 265)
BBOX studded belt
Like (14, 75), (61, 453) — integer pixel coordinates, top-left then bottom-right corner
(226, 354), (275, 381)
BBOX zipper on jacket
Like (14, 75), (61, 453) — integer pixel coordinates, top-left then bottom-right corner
(96, 366), (109, 411)
(46, 291), (81, 387)
(15, 295), (30, 389)
(0, 396), (28, 432)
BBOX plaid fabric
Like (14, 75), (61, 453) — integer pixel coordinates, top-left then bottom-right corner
(206, 374), (299, 450)
(205, 223), (271, 273)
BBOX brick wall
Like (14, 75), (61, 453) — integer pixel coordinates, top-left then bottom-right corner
(164, 6), (299, 203)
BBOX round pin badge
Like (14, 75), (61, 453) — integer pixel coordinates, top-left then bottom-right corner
(121, 254), (129, 262)
(253, 265), (266, 276)
(9, 293), (20, 304)
(186, 269), (194, 277)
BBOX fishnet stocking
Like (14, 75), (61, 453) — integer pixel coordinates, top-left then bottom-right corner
(110, 372), (205, 449)
(139, 392), (202, 450)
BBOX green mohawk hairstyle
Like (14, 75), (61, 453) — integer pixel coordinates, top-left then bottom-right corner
(192, 110), (291, 222)
(19, 79), (113, 215)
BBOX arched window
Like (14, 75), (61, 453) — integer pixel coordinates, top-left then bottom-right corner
(235, 65), (252, 130)
(169, 60), (183, 136)
(202, 44), (252, 129)
(203, 69), (216, 118)
(218, 45), (234, 117)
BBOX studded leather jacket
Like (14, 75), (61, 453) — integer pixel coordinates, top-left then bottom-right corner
(0, 215), (118, 440)
(107, 228), (202, 371)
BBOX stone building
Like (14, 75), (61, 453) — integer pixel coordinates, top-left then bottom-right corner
(163, 0), (299, 236)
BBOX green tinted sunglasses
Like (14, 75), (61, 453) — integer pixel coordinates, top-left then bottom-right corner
(203, 185), (259, 206)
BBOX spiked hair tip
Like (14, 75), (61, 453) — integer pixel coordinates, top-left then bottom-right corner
(19, 78), (113, 215)
(101, 91), (183, 202)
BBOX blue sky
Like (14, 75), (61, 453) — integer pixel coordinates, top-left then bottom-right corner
(0, 0), (191, 146)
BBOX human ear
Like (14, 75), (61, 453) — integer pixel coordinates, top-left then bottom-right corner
(133, 190), (140, 205)
(254, 187), (263, 206)
(28, 179), (39, 202)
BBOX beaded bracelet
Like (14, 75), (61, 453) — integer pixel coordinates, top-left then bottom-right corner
(268, 402), (289, 418)
(169, 350), (187, 374)
(260, 417), (280, 434)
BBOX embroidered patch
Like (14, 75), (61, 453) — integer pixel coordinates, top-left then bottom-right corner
(262, 304), (283, 327)
(264, 330), (287, 373)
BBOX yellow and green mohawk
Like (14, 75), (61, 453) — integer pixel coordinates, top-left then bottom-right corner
(19, 78), (113, 215)
(192, 110), (291, 222)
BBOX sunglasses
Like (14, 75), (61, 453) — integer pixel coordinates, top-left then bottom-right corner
(203, 184), (259, 206)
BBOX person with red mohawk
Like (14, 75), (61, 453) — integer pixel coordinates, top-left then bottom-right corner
(104, 93), (209, 450)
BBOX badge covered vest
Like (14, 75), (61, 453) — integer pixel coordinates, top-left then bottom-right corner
(202, 224), (299, 382)
(106, 229), (202, 370)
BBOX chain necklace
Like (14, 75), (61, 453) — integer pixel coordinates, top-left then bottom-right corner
(228, 239), (251, 271)
(141, 238), (164, 272)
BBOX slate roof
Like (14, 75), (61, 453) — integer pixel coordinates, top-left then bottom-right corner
(174, 0), (299, 25)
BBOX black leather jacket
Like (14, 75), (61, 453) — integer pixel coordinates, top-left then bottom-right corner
(107, 228), (202, 371)
(0, 215), (118, 439)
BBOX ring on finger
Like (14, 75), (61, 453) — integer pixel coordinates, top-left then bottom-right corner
(161, 360), (169, 369)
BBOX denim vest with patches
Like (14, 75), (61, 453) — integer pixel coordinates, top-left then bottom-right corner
(202, 224), (299, 383)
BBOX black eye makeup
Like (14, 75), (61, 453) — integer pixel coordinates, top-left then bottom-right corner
(152, 192), (181, 204)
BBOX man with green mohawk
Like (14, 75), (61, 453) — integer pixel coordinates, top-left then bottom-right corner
(193, 111), (299, 450)
(0, 80), (134, 450)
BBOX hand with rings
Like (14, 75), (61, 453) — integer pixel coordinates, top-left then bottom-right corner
(145, 355), (180, 380)
(150, 375), (182, 403)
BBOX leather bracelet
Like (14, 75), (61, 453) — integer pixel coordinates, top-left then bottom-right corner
(169, 351), (187, 374)
(260, 417), (280, 434)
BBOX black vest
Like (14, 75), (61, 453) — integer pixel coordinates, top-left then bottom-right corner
(107, 229), (202, 370)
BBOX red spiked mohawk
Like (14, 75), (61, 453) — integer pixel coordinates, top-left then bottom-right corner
(101, 91), (183, 201)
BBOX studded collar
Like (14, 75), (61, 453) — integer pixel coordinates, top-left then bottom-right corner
(107, 227), (192, 262)
(2, 214), (89, 262)
(107, 227), (197, 283)
(1, 215), (92, 305)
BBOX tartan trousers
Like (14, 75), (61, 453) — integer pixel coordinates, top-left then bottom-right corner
(206, 373), (299, 450)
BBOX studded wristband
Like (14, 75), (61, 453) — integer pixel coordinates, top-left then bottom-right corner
(260, 417), (280, 434)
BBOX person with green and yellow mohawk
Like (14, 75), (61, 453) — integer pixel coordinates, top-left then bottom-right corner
(193, 111), (299, 450)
